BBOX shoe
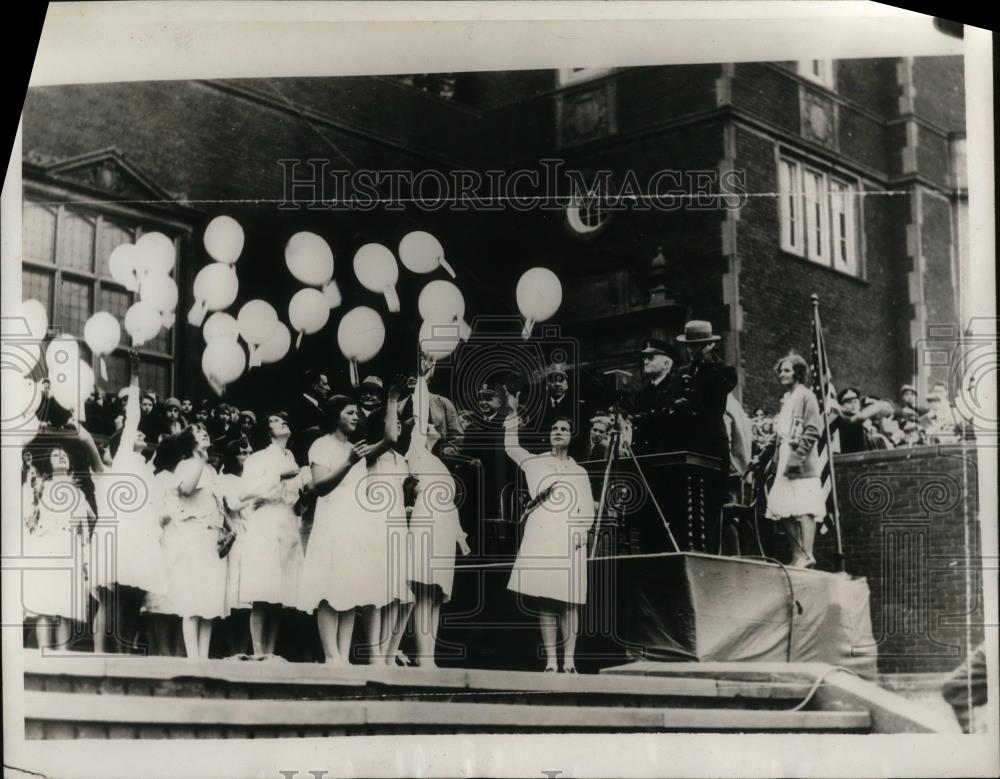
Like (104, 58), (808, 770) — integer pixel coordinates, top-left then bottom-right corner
(563, 667), (578, 674)
(544, 666), (557, 673)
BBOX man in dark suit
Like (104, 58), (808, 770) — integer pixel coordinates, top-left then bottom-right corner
(291, 369), (330, 465)
(529, 361), (588, 455)
(631, 338), (675, 454)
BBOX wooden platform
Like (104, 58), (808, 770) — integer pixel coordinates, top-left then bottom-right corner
(19, 650), (952, 738)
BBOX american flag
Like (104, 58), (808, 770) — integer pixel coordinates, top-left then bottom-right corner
(810, 297), (841, 536)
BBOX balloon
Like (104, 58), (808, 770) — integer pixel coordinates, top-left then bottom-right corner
(124, 301), (162, 347)
(353, 243), (401, 312)
(109, 243), (142, 292)
(140, 275), (179, 314)
(1, 339), (41, 379)
(285, 232), (334, 286)
(51, 358), (94, 417)
(337, 306), (385, 386)
(417, 280), (472, 340)
(237, 299), (279, 368)
(135, 232), (176, 277)
(419, 319), (461, 362)
(323, 280), (342, 310)
(45, 336), (80, 378)
(83, 311), (121, 380)
(1, 373), (41, 422)
(188, 263), (239, 326)
(399, 231), (455, 278)
(21, 299), (48, 341)
(161, 310), (176, 330)
(203, 312), (239, 343)
(289, 288), (330, 348)
(204, 215), (245, 264)
(202, 337), (246, 391)
(258, 322), (291, 365)
(516, 267), (562, 339)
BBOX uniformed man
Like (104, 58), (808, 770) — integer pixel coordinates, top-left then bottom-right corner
(631, 338), (675, 454)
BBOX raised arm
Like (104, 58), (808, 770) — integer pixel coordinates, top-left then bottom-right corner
(175, 455), (207, 496)
(117, 351), (142, 458)
(503, 389), (531, 468)
(311, 442), (367, 497)
(365, 376), (406, 462)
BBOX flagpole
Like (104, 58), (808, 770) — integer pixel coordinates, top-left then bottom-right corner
(811, 294), (846, 572)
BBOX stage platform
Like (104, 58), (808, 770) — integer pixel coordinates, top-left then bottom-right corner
(20, 651), (957, 737)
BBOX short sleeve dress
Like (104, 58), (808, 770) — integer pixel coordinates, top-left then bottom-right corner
(407, 443), (464, 602)
(508, 454), (595, 606)
(765, 384), (827, 523)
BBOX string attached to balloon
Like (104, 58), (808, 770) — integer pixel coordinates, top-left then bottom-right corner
(288, 288), (330, 349)
(418, 280), (472, 342)
(237, 300), (279, 369)
(188, 263), (239, 326)
(337, 306), (385, 387)
(516, 267), (562, 339)
(399, 231), (455, 278)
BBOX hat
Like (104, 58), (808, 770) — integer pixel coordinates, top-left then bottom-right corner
(862, 395), (879, 407)
(676, 320), (721, 344)
(901, 384), (917, 394)
(477, 382), (500, 398)
(359, 375), (384, 393)
(239, 410), (257, 423)
(838, 388), (860, 403)
(928, 391), (944, 402)
(640, 338), (671, 356)
(164, 397), (182, 411)
(546, 361), (570, 379)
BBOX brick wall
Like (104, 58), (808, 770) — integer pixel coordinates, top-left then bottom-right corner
(814, 445), (984, 673)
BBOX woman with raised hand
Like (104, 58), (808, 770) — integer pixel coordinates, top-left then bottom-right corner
(406, 360), (470, 668)
(22, 442), (93, 651)
(154, 424), (227, 659)
(764, 353), (825, 568)
(234, 411), (306, 659)
(504, 389), (595, 674)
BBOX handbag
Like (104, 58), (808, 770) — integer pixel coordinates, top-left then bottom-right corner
(217, 525), (237, 558)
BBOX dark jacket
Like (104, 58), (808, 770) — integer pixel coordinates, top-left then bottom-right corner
(631, 374), (673, 454)
(666, 358), (738, 468)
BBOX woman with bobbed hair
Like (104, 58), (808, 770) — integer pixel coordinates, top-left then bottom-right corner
(765, 352), (825, 568)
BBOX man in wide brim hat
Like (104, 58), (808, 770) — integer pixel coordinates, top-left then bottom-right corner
(675, 320), (721, 345)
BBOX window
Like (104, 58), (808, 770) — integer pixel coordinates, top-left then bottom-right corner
(558, 68), (611, 86)
(796, 60), (836, 90)
(21, 197), (177, 400)
(778, 156), (860, 276)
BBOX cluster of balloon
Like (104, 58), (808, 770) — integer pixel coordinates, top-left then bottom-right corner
(83, 311), (121, 381)
(337, 306), (385, 387)
(45, 335), (95, 421)
(416, 280), (469, 367)
(285, 232), (342, 309)
(201, 312), (242, 395)
(399, 231), (455, 279)
(189, 216), (244, 326)
(516, 267), (562, 339)
(237, 300), (280, 369)
(354, 243), (401, 313)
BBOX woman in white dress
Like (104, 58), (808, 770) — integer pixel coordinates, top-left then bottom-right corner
(215, 435), (254, 657)
(406, 370), (470, 668)
(22, 443), (92, 650)
(504, 391), (596, 673)
(155, 424), (227, 659)
(234, 411), (305, 657)
(765, 353), (825, 568)
(299, 395), (369, 663)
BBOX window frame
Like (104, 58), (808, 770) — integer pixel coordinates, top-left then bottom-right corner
(21, 182), (184, 399)
(777, 153), (863, 278)
(796, 59), (836, 90)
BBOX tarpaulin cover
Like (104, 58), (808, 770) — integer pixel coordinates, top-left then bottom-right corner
(618, 553), (878, 678)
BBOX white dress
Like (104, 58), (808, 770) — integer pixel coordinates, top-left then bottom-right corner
(216, 471), (250, 613)
(766, 386), (827, 523)
(233, 444), (304, 608)
(158, 464), (228, 619)
(407, 441), (464, 602)
(22, 478), (91, 621)
(92, 450), (167, 595)
(508, 454), (595, 606)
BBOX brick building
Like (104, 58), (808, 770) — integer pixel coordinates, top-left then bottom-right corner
(20, 56), (967, 415)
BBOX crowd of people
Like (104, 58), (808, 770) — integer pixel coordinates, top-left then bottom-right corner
(18, 319), (977, 671)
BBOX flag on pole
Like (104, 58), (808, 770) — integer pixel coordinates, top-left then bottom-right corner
(810, 295), (844, 566)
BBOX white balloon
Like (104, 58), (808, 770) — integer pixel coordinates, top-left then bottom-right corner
(51, 358), (93, 414)
(189, 263), (239, 325)
(21, 299), (48, 341)
(237, 299), (279, 346)
(45, 337), (80, 376)
(140, 274), (179, 313)
(258, 322), (292, 364)
(124, 301), (162, 347)
(204, 216), (245, 265)
(337, 306), (385, 363)
(516, 267), (562, 338)
(83, 311), (122, 357)
(203, 312), (239, 343)
(353, 243), (401, 312)
(289, 288), (330, 341)
(202, 338), (246, 387)
(136, 232), (176, 277)
(419, 319), (461, 361)
(161, 310), (176, 330)
(109, 244), (142, 291)
(399, 231), (454, 276)
(418, 280), (464, 321)
(285, 232), (334, 286)
(1, 340), (41, 380)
